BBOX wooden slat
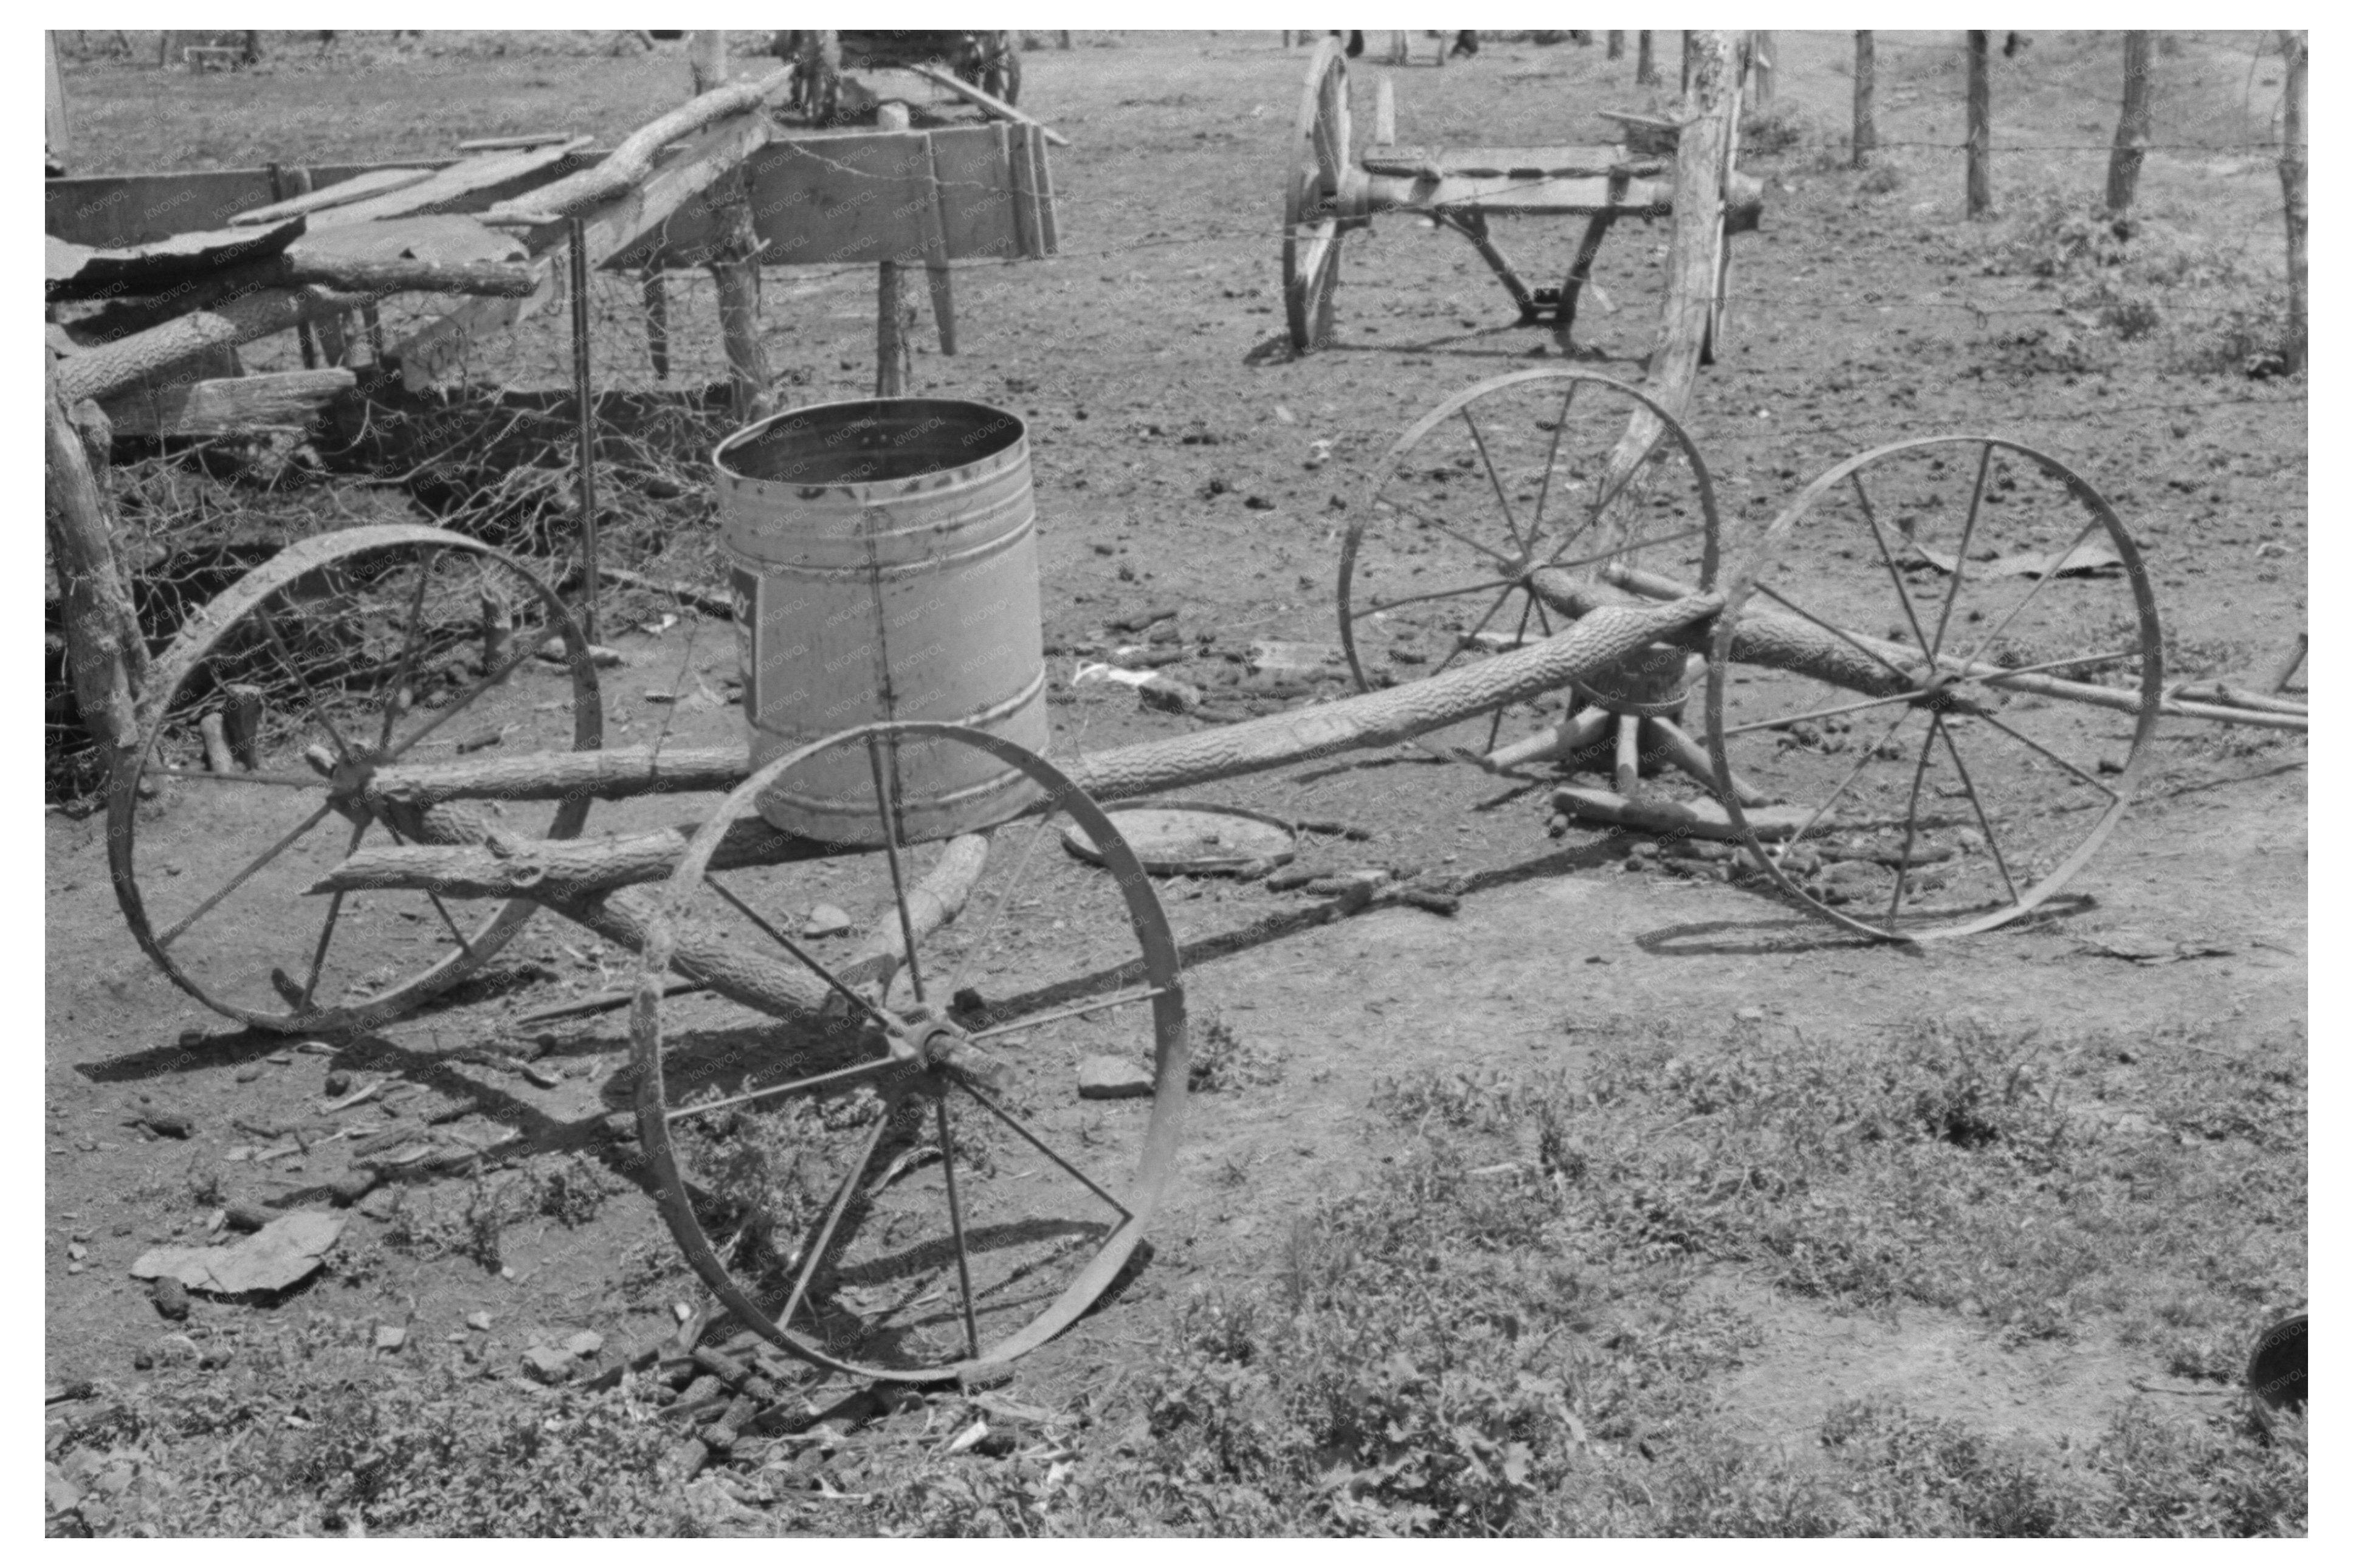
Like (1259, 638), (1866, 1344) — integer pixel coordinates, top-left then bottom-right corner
(44, 160), (464, 247)
(230, 166), (435, 226)
(308, 137), (593, 229)
(928, 125), (1026, 261)
(1362, 144), (1654, 180)
(1405, 173), (1677, 217)
(457, 132), (579, 152)
(100, 368), (356, 438)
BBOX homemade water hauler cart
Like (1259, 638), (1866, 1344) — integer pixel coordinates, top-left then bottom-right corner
(1280, 35), (1765, 354)
(102, 374), (2303, 1384)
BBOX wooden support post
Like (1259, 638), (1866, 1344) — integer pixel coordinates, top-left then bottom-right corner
(1636, 30), (1658, 86)
(709, 171), (771, 419)
(875, 101), (917, 397)
(1607, 31), (1624, 61)
(1374, 76), (1396, 146)
(1681, 32), (1695, 95)
(1749, 32), (1774, 107)
(274, 167), (324, 368)
(922, 137), (958, 356)
(44, 359), (148, 766)
(1554, 186), (1625, 346)
(1613, 713), (1641, 797)
(567, 218), (601, 647)
(687, 29), (726, 95)
(46, 30), (69, 174)
(1852, 32), (1877, 169)
(1965, 30), (1991, 218)
(2106, 32), (2153, 215)
(641, 269), (670, 379)
(2278, 30), (2307, 374)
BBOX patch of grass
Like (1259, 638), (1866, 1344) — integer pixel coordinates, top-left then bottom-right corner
(1188, 1008), (1284, 1093)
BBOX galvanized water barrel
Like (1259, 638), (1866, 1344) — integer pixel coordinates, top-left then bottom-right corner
(715, 398), (1049, 846)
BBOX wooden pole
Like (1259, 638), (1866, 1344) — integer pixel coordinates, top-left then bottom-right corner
(1749, 31), (1774, 108)
(45, 30), (68, 174)
(1680, 32), (1695, 96)
(687, 36), (774, 422)
(875, 101), (917, 397)
(45, 359), (148, 765)
(1965, 30), (1991, 218)
(1607, 31), (1624, 61)
(1852, 32), (1877, 169)
(686, 29), (726, 95)
(567, 218), (601, 647)
(1636, 31), (1658, 87)
(2106, 32), (2154, 215)
(2279, 30), (2307, 374)
(641, 269), (670, 379)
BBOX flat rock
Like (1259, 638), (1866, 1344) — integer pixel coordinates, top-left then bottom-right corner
(1247, 639), (1346, 676)
(131, 1209), (344, 1295)
(1138, 675), (1203, 714)
(1077, 1056), (1156, 1100)
(565, 1329), (605, 1359)
(375, 1324), (407, 1352)
(522, 1344), (576, 1383)
(802, 904), (855, 940)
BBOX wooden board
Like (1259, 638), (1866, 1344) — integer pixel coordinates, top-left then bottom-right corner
(44, 160), (470, 247)
(230, 166), (436, 227)
(99, 368), (356, 438)
(290, 213), (528, 269)
(305, 137), (593, 229)
(1376, 171), (1678, 218)
(1363, 145), (1650, 179)
(46, 218), (306, 298)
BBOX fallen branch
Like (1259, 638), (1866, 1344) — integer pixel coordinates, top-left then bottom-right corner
(486, 66), (796, 222)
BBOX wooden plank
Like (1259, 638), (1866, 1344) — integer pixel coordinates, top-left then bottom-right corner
(230, 166), (435, 226)
(1405, 173), (1678, 217)
(99, 368), (356, 438)
(900, 61), (1070, 146)
(46, 218), (306, 298)
(308, 137), (593, 229)
(752, 130), (940, 267)
(457, 132), (579, 152)
(928, 125), (1025, 261)
(1363, 145), (1647, 179)
(45, 160), (464, 247)
(1029, 125), (1058, 254)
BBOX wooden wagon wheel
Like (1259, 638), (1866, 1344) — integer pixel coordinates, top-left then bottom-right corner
(1282, 35), (1352, 352)
(1704, 437), (2165, 941)
(1337, 368), (1723, 760)
(632, 721), (1188, 1383)
(107, 524), (602, 1033)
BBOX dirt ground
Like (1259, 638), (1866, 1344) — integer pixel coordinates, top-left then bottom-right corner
(44, 30), (2308, 1524)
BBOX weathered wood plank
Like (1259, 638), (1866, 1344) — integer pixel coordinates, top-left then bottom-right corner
(1363, 145), (1653, 179)
(307, 137), (592, 229)
(99, 368), (357, 438)
(229, 166), (436, 226)
(46, 218), (306, 298)
(45, 160), (463, 248)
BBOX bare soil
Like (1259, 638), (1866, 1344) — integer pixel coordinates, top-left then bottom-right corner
(46, 29), (2306, 1523)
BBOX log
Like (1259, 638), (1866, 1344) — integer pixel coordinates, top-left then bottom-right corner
(1966, 32), (1991, 218)
(1852, 32), (1876, 169)
(483, 67), (794, 222)
(53, 284), (373, 406)
(1554, 785), (1811, 842)
(99, 368), (356, 438)
(367, 744), (747, 810)
(2106, 32), (2153, 215)
(900, 62), (1070, 146)
(46, 360), (148, 762)
(839, 831), (990, 991)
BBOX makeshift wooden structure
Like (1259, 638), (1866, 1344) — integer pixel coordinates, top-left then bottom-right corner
(97, 360), (2304, 1384)
(1280, 33), (1763, 354)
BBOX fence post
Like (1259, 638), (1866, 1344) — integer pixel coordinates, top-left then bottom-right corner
(45, 357), (148, 767)
(2279, 30), (2307, 373)
(1749, 31), (1774, 107)
(1852, 31), (1876, 168)
(1965, 30), (1991, 217)
(1607, 31), (1624, 61)
(1636, 30), (1657, 86)
(2105, 32), (2154, 215)
(875, 101), (917, 397)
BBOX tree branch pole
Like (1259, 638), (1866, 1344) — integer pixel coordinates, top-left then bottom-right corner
(875, 101), (917, 396)
(1966, 31), (1992, 218)
(2278, 30), (2307, 374)
(1636, 31), (1657, 87)
(687, 33), (776, 423)
(2106, 32), (2153, 216)
(1852, 32), (1876, 169)
(567, 216), (601, 645)
(45, 357), (149, 763)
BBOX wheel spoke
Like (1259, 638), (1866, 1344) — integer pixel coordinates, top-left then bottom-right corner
(867, 732), (928, 1008)
(1459, 407), (1528, 555)
(956, 1078), (1134, 1222)
(1751, 580), (1920, 685)
(253, 600), (358, 763)
(1970, 647), (2145, 685)
(1524, 380), (1580, 555)
(1886, 715), (1941, 925)
(1574, 422), (1670, 552)
(1375, 496), (1519, 568)
(703, 872), (893, 1029)
(1718, 688), (1920, 739)
(1425, 583), (1518, 680)
(1544, 521), (1709, 576)
(966, 983), (1170, 1042)
(1953, 514), (2108, 675)
(154, 801), (336, 951)
(1781, 706), (1917, 858)
(377, 546), (441, 751)
(295, 816), (373, 1006)
(666, 1054), (901, 1123)
(146, 766), (332, 789)
(1935, 721), (2020, 903)
(934, 1099), (983, 1361)
(1929, 443), (1995, 659)
(1966, 710), (2120, 801)
(777, 1112), (895, 1336)
(1485, 595), (1536, 754)
(384, 627), (562, 762)
(1848, 470), (1935, 655)
(374, 819), (477, 959)
(1353, 576), (1521, 619)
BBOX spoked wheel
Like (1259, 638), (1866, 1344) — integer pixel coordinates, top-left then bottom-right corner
(633, 721), (1188, 1383)
(1706, 436), (2165, 941)
(1282, 35), (1352, 352)
(108, 524), (602, 1033)
(1337, 368), (1722, 758)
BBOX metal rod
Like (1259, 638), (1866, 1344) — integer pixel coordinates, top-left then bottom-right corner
(568, 215), (601, 646)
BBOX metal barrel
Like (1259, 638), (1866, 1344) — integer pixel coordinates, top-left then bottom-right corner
(715, 397), (1049, 846)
